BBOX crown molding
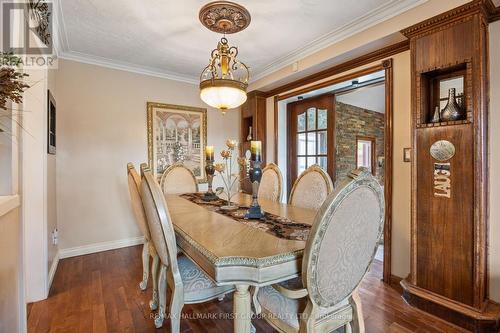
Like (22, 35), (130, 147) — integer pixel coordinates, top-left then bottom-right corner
(57, 50), (198, 84)
(401, 0), (497, 38)
(251, 0), (427, 82)
(54, 0), (197, 84)
(54, 0), (425, 85)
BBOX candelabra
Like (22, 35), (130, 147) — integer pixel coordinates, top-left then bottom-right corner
(203, 160), (218, 201)
(245, 159), (264, 219)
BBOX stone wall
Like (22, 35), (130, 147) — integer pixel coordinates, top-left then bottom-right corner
(335, 101), (385, 184)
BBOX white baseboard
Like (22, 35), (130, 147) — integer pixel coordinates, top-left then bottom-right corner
(59, 236), (144, 259)
(48, 252), (59, 290)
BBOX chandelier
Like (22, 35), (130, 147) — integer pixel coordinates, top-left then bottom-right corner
(199, 1), (251, 114)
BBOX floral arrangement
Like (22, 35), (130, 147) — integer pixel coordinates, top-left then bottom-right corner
(214, 139), (247, 209)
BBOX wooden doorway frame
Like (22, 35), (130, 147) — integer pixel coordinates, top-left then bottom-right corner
(273, 60), (394, 283)
(286, 93), (336, 194)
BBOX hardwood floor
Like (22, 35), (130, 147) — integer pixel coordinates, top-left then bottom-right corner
(28, 245), (470, 333)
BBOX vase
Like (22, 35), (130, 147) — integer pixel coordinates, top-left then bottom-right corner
(430, 106), (440, 123)
(440, 88), (465, 121)
(246, 126), (253, 141)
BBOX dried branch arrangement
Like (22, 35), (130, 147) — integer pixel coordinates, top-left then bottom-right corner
(1, 54), (29, 110)
(0, 54), (29, 133)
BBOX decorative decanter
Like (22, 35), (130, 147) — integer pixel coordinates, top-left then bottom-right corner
(440, 88), (465, 121)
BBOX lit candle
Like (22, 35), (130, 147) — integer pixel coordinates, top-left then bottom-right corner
(250, 141), (262, 162)
(205, 146), (214, 161)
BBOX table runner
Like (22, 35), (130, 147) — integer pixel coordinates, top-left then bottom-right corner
(179, 193), (311, 241)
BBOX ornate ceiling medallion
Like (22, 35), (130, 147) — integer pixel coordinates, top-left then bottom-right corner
(198, 1), (251, 113)
(199, 1), (251, 34)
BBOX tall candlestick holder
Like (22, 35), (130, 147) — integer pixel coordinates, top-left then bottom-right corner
(245, 159), (265, 219)
(203, 160), (218, 201)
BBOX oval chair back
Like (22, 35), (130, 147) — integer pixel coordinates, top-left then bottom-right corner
(302, 168), (384, 311)
(258, 163), (283, 202)
(288, 164), (334, 211)
(159, 164), (199, 194)
(140, 164), (182, 289)
(127, 163), (151, 241)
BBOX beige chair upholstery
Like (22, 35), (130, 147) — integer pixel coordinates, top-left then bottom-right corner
(139, 164), (233, 332)
(159, 163), (198, 194)
(257, 168), (384, 333)
(289, 164), (334, 211)
(258, 163), (283, 202)
(127, 163), (160, 310)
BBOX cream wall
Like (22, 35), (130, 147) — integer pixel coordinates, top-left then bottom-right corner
(0, 207), (22, 333)
(22, 67), (49, 301)
(265, 52), (412, 277)
(55, 59), (240, 251)
(489, 20), (500, 302)
(47, 69), (58, 278)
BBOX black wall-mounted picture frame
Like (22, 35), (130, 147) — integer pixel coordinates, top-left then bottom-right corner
(47, 90), (56, 154)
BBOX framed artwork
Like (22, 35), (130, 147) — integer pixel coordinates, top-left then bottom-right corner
(147, 102), (207, 183)
(47, 90), (56, 155)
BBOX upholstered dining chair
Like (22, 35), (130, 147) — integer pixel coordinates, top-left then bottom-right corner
(289, 164), (334, 211)
(258, 162), (283, 202)
(139, 164), (234, 331)
(256, 168), (384, 333)
(126, 163), (160, 310)
(159, 163), (198, 194)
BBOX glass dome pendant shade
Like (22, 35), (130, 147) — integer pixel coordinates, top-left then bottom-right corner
(199, 37), (249, 114)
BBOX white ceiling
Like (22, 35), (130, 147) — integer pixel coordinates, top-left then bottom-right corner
(336, 84), (385, 113)
(56, 0), (425, 84)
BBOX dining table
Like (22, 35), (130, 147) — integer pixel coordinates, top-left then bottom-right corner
(164, 192), (317, 333)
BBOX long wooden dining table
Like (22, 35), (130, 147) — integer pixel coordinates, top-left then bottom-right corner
(164, 192), (317, 333)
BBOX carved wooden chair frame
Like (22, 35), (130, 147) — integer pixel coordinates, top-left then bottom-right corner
(260, 162), (284, 202)
(159, 163), (199, 194)
(126, 162), (160, 310)
(288, 164), (334, 206)
(140, 164), (233, 332)
(258, 168), (384, 333)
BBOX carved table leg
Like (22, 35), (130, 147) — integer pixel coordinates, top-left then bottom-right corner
(234, 284), (252, 333)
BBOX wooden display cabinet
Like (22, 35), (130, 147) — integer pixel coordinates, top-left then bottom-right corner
(400, 2), (500, 332)
(240, 91), (267, 193)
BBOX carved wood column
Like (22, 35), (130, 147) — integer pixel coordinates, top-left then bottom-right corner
(400, 1), (500, 331)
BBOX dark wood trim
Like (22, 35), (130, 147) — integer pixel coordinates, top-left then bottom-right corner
(277, 64), (386, 101)
(401, 280), (500, 332)
(355, 135), (377, 176)
(389, 274), (403, 293)
(490, 9), (500, 22)
(273, 96), (279, 164)
(383, 58), (394, 284)
(264, 40), (409, 97)
(483, 0), (500, 22)
(273, 62), (394, 284)
(401, 0), (498, 39)
(285, 93), (335, 193)
(402, 1), (496, 330)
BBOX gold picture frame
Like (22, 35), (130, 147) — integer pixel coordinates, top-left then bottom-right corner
(147, 102), (207, 183)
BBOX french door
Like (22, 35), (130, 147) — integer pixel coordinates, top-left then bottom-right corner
(287, 93), (335, 192)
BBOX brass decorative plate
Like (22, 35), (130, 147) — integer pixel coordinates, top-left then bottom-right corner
(430, 140), (456, 161)
(199, 1), (251, 34)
